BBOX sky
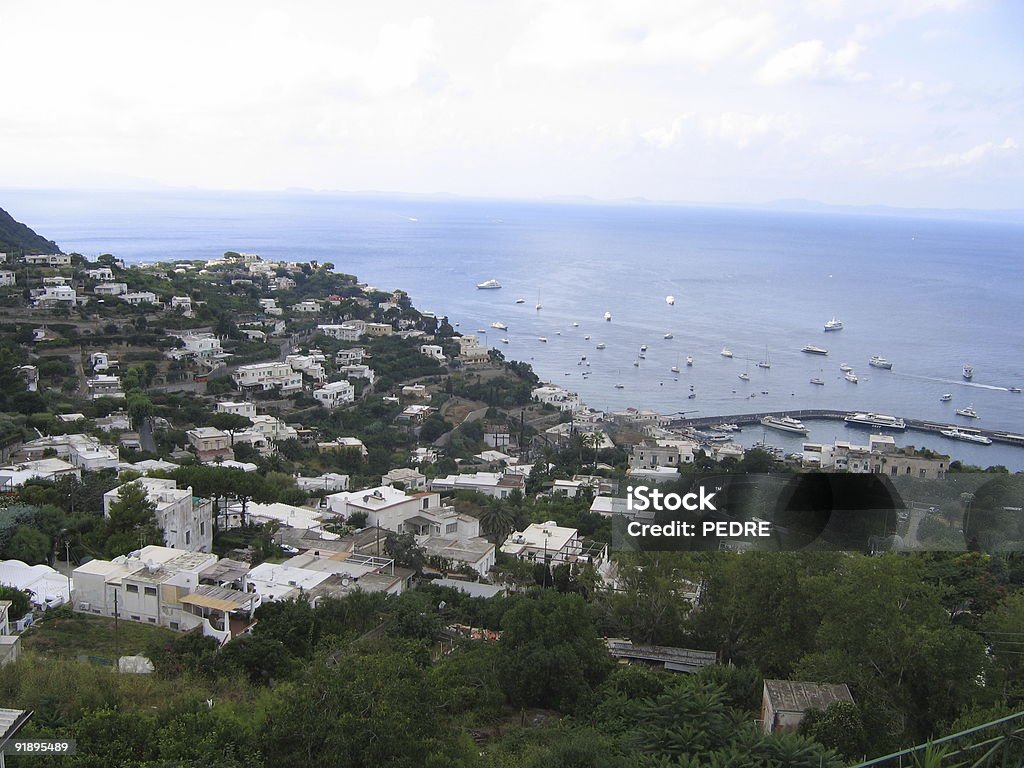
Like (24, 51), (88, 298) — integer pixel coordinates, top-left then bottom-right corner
(2, 0), (1022, 208)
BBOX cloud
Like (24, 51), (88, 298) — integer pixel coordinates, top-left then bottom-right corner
(642, 112), (801, 150)
(912, 138), (1019, 169)
(757, 39), (869, 85)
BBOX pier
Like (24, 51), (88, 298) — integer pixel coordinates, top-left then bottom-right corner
(668, 409), (1024, 448)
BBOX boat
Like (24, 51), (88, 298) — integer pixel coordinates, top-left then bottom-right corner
(824, 317), (843, 332)
(604, 311), (612, 322)
(844, 412), (906, 430)
(633, 360), (640, 367)
(844, 370), (859, 383)
(810, 378), (825, 385)
(714, 423), (740, 432)
(640, 345), (648, 352)
(940, 393), (952, 401)
(738, 372), (750, 382)
(614, 383), (625, 389)
(686, 355), (693, 367)
(638, 352), (646, 359)
(670, 365), (680, 374)
(802, 345), (828, 355)
(663, 332), (673, 339)
(476, 279), (501, 289)
(963, 364), (974, 380)
(956, 405), (979, 419)
(760, 415), (809, 434)
(721, 348), (733, 358)
(757, 346), (771, 369)
(476, 328), (486, 333)
(491, 322), (508, 331)
(940, 427), (992, 445)
(515, 298), (525, 304)
(500, 338), (509, 344)
(572, 322), (579, 327)
(596, 343), (606, 350)
(666, 295), (675, 305)
(839, 363), (853, 372)
(538, 337), (547, 343)
(1009, 386), (1021, 393)
(584, 335), (591, 341)
(687, 393), (696, 399)
(869, 355), (893, 370)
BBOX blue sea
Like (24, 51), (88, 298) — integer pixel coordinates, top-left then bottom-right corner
(6, 188), (1024, 470)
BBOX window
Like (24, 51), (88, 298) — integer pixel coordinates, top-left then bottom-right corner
(200, 521), (205, 536)
(185, 530), (191, 546)
(170, 622), (179, 630)
(131, 615), (140, 621)
(126, 584), (139, 593)
(446, 522), (458, 534)
(144, 587), (157, 597)
(148, 618), (156, 623)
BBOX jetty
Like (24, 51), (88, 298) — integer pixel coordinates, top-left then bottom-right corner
(668, 409), (1024, 448)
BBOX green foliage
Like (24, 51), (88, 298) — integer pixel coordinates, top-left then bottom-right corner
(3, 524), (51, 564)
(0, 585), (31, 619)
(96, 481), (162, 557)
(799, 701), (868, 760)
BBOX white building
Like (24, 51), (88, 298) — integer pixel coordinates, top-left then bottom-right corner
(179, 333), (221, 359)
(0, 270), (15, 287)
(532, 385), (582, 411)
(232, 361), (303, 392)
(122, 291), (157, 305)
(501, 522), (596, 567)
(0, 458), (80, 490)
(429, 471), (527, 500)
(381, 467), (427, 492)
(85, 267), (115, 281)
(318, 322), (365, 341)
(286, 353), (327, 382)
(87, 374), (125, 400)
(24, 253), (71, 266)
(629, 439), (697, 471)
(16, 434), (119, 471)
(335, 347), (365, 365)
(313, 380), (355, 409)
(93, 282), (129, 296)
(32, 285), (79, 307)
(104, 478), (214, 553)
(295, 473), (350, 493)
(216, 400), (256, 419)
(420, 344), (445, 361)
(458, 335), (489, 363)
(170, 296), (192, 312)
(0, 560), (71, 609)
(291, 300), (321, 313)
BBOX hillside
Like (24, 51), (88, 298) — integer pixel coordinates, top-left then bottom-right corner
(0, 205), (62, 254)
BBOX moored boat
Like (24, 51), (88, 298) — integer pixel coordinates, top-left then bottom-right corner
(760, 415), (809, 434)
(477, 279), (501, 289)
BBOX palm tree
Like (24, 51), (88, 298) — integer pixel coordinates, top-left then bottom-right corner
(478, 502), (517, 543)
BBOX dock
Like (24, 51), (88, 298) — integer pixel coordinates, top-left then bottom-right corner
(668, 409), (1024, 448)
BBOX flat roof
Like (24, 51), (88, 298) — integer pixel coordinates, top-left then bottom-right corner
(764, 680), (854, 713)
(179, 585), (254, 612)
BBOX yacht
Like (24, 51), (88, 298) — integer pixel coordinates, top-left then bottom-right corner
(963, 364), (974, 380)
(738, 372), (750, 381)
(686, 355), (693, 367)
(824, 317), (844, 332)
(670, 365), (680, 374)
(500, 338), (509, 344)
(666, 295), (675, 305)
(940, 393), (952, 402)
(596, 342), (606, 350)
(476, 279), (501, 289)
(714, 423), (740, 432)
(802, 345), (828, 355)
(1009, 386), (1021, 393)
(844, 370), (859, 383)
(756, 346), (771, 369)
(663, 332), (674, 339)
(810, 378), (825, 385)
(721, 348), (733, 358)
(839, 363), (853, 372)
(760, 415), (809, 434)
(604, 311), (612, 322)
(940, 427), (992, 445)
(638, 352), (646, 359)
(844, 412), (906, 430)
(956, 404), (979, 419)
(869, 355), (893, 370)
(491, 321), (508, 331)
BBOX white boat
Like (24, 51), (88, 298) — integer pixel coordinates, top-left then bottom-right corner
(500, 338), (509, 344)
(963, 364), (974, 380)
(633, 360), (640, 367)
(515, 298), (525, 304)
(714, 423), (740, 432)
(670, 365), (680, 373)
(604, 311), (612, 322)
(844, 370), (859, 383)
(614, 383), (625, 389)
(844, 412), (906, 430)
(824, 317), (844, 332)
(940, 427), (992, 445)
(802, 345), (828, 355)
(491, 322), (508, 331)
(869, 355), (893, 370)
(1009, 386), (1022, 393)
(686, 355), (693, 367)
(596, 342), (606, 350)
(940, 393), (952, 402)
(538, 337), (547, 343)
(666, 295), (675, 305)
(839, 363), (853, 372)
(757, 346), (771, 369)
(721, 348), (733, 358)
(810, 378), (825, 385)
(760, 415), (809, 435)
(572, 322), (579, 327)
(584, 335), (591, 341)
(638, 352), (646, 359)
(956, 405), (979, 419)
(738, 372), (750, 381)
(664, 332), (673, 339)
(477, 279), (501, 289)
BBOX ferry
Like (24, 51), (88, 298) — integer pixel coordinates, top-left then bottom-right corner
(940, 427), (992, 445)
(824, 317), (844, 332)
(760, 415), (809, 435)
(476, 279), (501, 289)
(491, 322), (508, 331)
(721, 348), (733, 358)
(869, 355), (893, 370)
(844, 412), (906, 430)
(802, 345), (828, 355)
(963, 364), (974, 380)
(956, 405), (979, 419)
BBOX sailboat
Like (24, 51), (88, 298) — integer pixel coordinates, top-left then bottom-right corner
(535, 291), (542, 311)
(757, 346), (771, 369)
(738, 360), (750, 382)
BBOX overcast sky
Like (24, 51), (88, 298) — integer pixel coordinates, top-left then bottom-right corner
(2, 0), (1021, 208)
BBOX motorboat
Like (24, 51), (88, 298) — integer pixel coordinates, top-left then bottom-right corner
(869, 355), (893, 370)
(515, 298), (525, 304)
(810, 378), (825, 385)
(572, 322), (579, 327)
(839, 363), (853, 372)
(738, 372), (750, 381)
(940, 393), (952, 402)
(686, 356), (693, 366)
(666, 295), (675, 305)
(538, 337), (547, 343)
(940, 427), (992, 445)
(638, 352), (646, 359)
(824, 317), (844, 332)
(714, 423), (740, 432)
(500, 338), (509, 344)
(596, 343), (606, 350)
(721, 348), (733, 358)
(963, 364), (974, 380)
(760, 415), (809, 435)
(664, 332), (673, 339)
(844, 370), (859, 383)
(491, 322), (508, 330)
(633, 360), (640, 367)
(956, 405), (979, 419)
(476, 279), (501, 289)
(1010, 386), (1022, 393)
(584, 335), (591, 341)
(604, 312), (612, 322)
(687, 393), (696, 399)
(844, 412), (906, 430)
(802, 345), (828, 355)
(640, 345), (648, 352)
(614, 383), (625, 389)
(670, 365), (680, 374)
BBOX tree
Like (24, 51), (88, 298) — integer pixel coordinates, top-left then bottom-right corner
(0, 586), (31, 620)
(101, 481), (162, 557)
(3, 525), (51, 564)
(208, 412), (253, 444)
(799, 701), (868, 760)
(384, 532), (426, 573)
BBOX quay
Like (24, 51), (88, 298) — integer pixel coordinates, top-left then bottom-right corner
(668, 409), (1024, 448)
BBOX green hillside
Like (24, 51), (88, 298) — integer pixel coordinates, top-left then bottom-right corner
(0, 205), (62, 254)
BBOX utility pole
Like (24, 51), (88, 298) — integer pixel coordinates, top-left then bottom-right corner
(113, 589), (121, 672)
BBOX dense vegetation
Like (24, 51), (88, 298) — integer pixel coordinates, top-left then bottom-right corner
(0, 205), (61, 253)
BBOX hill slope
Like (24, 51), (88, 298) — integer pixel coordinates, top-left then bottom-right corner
(0, 206), (62, 254)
